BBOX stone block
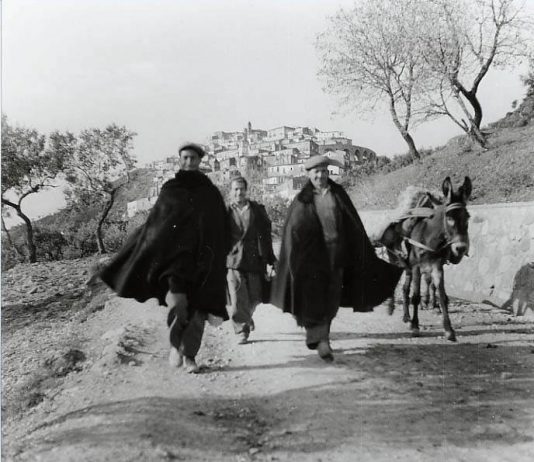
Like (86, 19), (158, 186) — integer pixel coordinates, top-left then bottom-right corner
(519, 235), (531, 253)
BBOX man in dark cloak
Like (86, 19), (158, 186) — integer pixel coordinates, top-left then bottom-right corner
(271, 155), (403, 361)
(99, 143), (229, 373)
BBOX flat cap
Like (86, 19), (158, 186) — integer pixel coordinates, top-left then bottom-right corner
(178, 142), (206, 158)
(304, 154), (344, 171)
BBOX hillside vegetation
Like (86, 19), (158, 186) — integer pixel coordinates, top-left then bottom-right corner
(35, 168), (155, 229)
(3, 93), (533, 270)
(350, 122), (534, 210)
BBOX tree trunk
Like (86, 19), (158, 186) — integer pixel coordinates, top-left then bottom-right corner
(468, 125), (487, 148)
(95, 230), (106, 254)
(96, 190), (117, 254)
(388, 97), (421, 160)
(456, 88), (487, 148)
(401, 131), (420, 161)
(463, 91), (483, 129)
(2, 198), (37, 262)
(18, 210), (37, 263)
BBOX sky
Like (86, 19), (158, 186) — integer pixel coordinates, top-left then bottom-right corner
(2, 0), (532, 225)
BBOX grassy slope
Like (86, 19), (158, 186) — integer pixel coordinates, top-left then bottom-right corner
(349, 124), (534, 210)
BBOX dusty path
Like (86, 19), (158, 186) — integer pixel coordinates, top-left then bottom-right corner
(3, 288), (534, 461)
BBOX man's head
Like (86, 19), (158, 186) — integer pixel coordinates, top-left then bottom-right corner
(304, 155), (332, 190)
(307, 164), (329, 190)
(178, 143), (205, 171)
(230, 176), (248, 204)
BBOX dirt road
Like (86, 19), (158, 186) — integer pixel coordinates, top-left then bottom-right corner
(3, 287), (534, 461)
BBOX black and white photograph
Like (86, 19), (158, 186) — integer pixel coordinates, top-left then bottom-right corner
(2, 0), (534, 460)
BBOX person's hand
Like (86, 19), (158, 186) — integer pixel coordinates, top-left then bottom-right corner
(266, 263), (276, 278)
(208, 314), (223, 327)
(166, 292), (188, 326)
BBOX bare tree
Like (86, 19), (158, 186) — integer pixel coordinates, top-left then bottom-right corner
(51, 124), (137, 254)
(1, 115), (68, 262)
(419, 0), (532, 147)
(316, 0), (434, 160)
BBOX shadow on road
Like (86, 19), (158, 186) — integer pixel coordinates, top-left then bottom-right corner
(18, 338), (534, 459)
(331, 326), (534, 341)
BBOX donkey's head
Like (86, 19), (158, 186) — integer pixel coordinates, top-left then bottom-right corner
(441, 176), (472, 264)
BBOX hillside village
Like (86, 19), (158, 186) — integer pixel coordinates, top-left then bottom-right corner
(127, 123), (377, 217)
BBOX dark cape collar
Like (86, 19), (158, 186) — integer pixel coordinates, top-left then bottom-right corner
(297, 179), (342, 204)
(171, 169), (213, 189)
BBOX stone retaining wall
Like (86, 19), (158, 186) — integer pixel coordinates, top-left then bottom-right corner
(360, 202), (534, 316)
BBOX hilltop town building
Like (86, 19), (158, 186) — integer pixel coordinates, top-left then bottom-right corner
(127, 123), (376, 217)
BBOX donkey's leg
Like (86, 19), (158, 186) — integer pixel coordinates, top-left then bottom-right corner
(388, 289), (396, 316)
(410, 267), (421, 336)
(386, 252), (398, 316)
(430, 281), (440, 313)
(402, 269), (412, 323)
(431, 265), (455, 341)
(422, 272), (432, 310)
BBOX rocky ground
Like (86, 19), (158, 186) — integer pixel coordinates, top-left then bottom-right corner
(2, 258), (534, 461)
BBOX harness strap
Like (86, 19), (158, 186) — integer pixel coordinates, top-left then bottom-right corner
(403, 236), (438, 253)
(445, 202), (465, 212)
(395, 207), (435, 221)
(382, 246), (410, 268)
(403, 202), (465, 254)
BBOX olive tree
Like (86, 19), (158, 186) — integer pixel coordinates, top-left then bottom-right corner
(1, 116), (68, 262)
(419, 0), (532, 147)
(316, 0), (434, 160)
(51, 124), (137, 254)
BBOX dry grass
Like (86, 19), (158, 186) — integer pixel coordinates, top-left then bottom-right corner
(350, 125), (534, 210)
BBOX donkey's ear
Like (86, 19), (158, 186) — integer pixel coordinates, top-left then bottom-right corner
(460, 176), (472, 202)
(442, 177), (452, 200)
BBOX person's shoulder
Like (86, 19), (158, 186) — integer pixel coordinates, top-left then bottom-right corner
(329, 179), (346, 192)
(330, 181), (350, 199)
(250, 200), (265, 209)
(159, 178), (185, 198)
(248, 201), (267, 217)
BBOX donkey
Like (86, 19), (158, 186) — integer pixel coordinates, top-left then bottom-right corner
(379, 177), (472, 341)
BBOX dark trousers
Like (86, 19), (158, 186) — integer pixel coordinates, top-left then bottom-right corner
(304, 268), (343, 349)
(166, 291), (206, 359)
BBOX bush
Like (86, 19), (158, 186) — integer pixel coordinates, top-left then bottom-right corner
(34, 228), (68, 261)
(262, 195), (291, 238)
(1, 238), (25, 271)
(62, 218), (99, 258)
(101, 220), (128, 253)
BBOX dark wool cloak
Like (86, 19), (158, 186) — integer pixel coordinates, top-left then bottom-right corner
(100, 170), (229, 320)
(271, 179), (403, 326)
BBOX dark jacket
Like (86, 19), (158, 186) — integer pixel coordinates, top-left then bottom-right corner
(271, 179), (402, 327)
(100, 170), (229, 320)
(226, 201), (276, 273)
